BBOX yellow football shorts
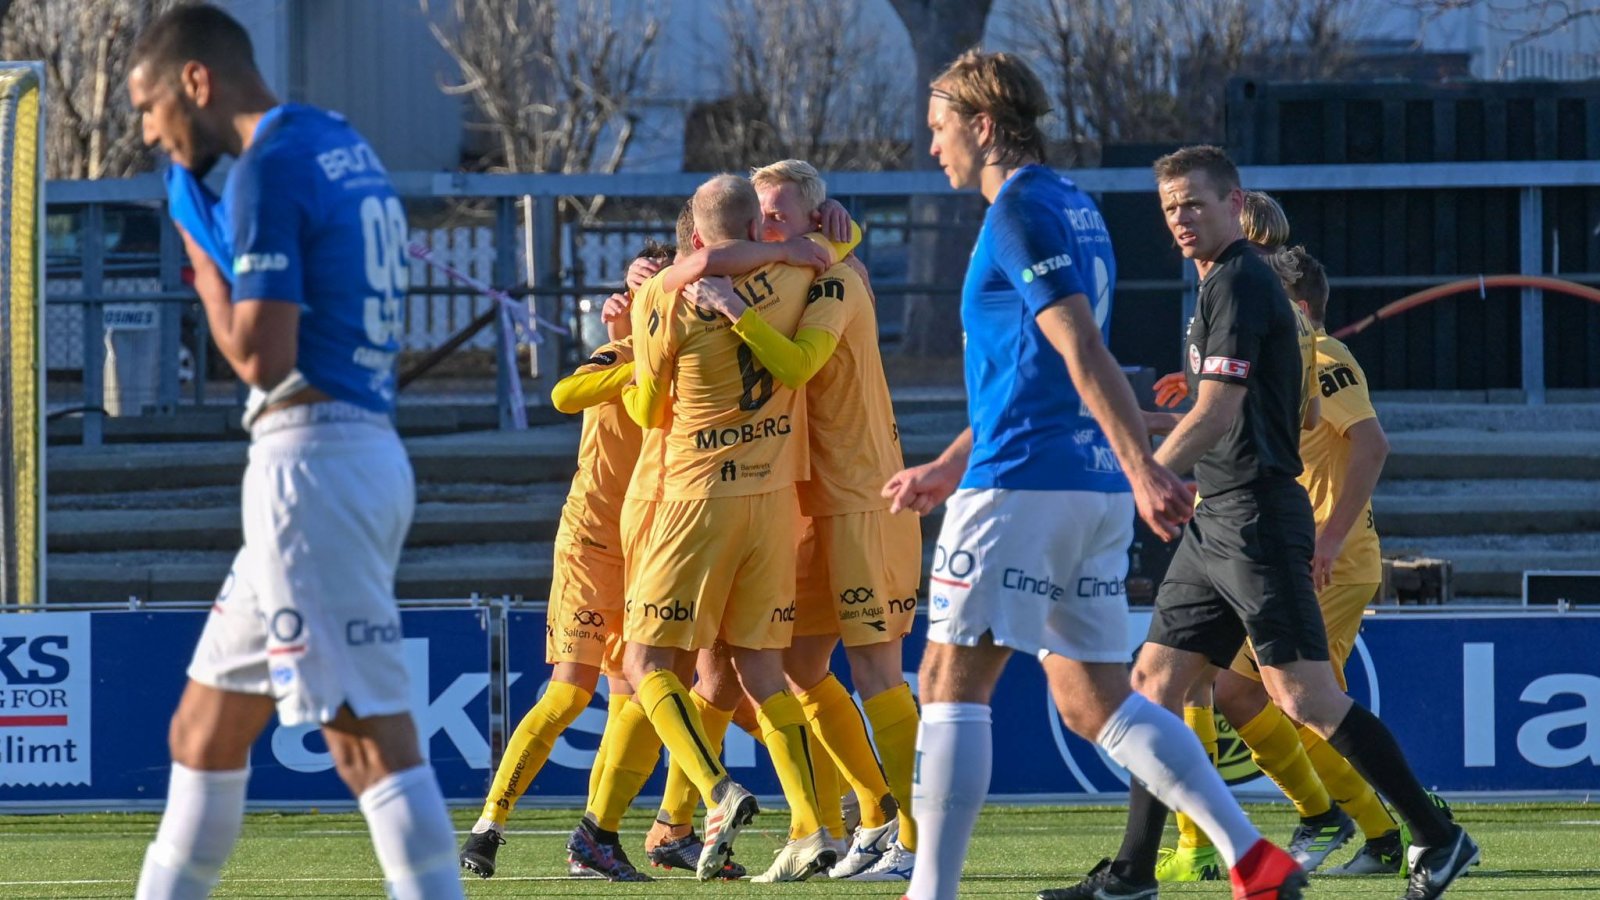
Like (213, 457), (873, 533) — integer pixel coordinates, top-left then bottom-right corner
(794, 508), (923, 647)
(625, 488), (799, 652)
(545, 540), (626, 675)
(1230, 582), (1379, 689)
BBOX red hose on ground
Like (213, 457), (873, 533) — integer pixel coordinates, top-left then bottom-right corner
(1331, 276), (1600, 339)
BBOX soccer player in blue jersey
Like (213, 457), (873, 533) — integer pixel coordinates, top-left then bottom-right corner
(126, 7), (464, 899)
(880, 51), (1305, 900)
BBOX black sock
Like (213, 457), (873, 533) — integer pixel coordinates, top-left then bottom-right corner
(1112, 780), (1169, 884)
(1326, 703), (1453, 847)
(580, 812), (621, 844)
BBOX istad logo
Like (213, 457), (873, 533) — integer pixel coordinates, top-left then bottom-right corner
(1020, 253), (1072, 284)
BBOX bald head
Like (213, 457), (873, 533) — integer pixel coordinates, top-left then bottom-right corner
(691, 174), (761, 244)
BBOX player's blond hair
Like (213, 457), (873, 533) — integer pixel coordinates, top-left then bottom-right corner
(931, 48), (1051, 166)
(1268, 245), (1330, 324)
(691, 174), (761, 244)
(750, 159), (827, 216)
(1242, 191), (1290, 250)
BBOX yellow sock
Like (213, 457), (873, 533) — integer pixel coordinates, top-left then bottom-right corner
(863, 682), (919, 851)
(1175, 705), (1218, 849)
(658, 693), (735, 826)
(1299, 723), (1396, 839)
(1236, 703), (1332, 819)
(481, 680), (592, 826)
(586, 692), (629, 811)
(808, 728), (847, 839)
(587, 697), (663, 832)
(756, 690), (824, 840)
(798, 674), (893, 830)
(635, 670), (725, 799)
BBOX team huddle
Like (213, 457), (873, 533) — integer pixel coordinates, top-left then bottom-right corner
(124, 5), (1478, 900)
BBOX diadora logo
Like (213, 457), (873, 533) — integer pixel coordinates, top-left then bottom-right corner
(1319, 364), (1359, 397)
(1020, 253), (1072, 284)
(346, 618), (402, 646)
(840, 587), (874, 605)
(234, 252), (289, 275)
(641, 600), (695, 621)
(770, 603), (796, 623)
(573, 610), (605, 627)
(1002, 568), (1066, 601)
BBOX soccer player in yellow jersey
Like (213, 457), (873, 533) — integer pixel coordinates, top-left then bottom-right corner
(623, 174), (855, 882)
(458, 244), (667, 883)
(688, 159), (921, 882)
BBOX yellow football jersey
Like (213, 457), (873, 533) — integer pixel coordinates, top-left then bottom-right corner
(560, 338), (643, 557)
(1292, 302), (1317, 426)
(634, 262), (843, 499)
(1297, 330), (1382, 585)
(794, 261), (904, 516)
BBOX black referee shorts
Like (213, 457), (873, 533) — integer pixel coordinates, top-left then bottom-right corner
(1144, 478), (1330, 669)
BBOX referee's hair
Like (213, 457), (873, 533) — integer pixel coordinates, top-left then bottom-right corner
(932, 48), (1052, 167)
(1154, 145), (1241, 197)
(1242, 191), (1290, 250)
(132, 3), (259, 84)
(1269, 245), (1330, 324)
(751, 159), (827, 216)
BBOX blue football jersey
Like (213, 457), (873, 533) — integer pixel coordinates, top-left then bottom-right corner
(959, 164), (1127, 493)
(220, 104), (407, 413)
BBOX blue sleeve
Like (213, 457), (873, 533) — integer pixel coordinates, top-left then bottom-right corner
(227, 151), (308, 307)
(988, 193), (1089, 316)
(164, 165), (233, 284)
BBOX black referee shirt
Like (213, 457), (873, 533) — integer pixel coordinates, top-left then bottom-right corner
(1182, 239), (1304, 496)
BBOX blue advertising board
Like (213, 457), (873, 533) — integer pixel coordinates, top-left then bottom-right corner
(1, 606), (1595, 809)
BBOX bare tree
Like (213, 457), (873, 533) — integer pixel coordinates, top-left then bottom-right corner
(1013, 0), (1360, 165)
(420, 0), (662, 220)
(1388, 0), (1600, 76)
(691, 0), (908, 172)
(887, 0), (995, 358)
(1, 0), (184, 179)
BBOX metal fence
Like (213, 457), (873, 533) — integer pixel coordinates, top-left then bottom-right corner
(44, 160), (1600, 444)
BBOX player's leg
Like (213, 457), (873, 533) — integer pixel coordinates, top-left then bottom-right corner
(645, 647), (745, 878)
(135, 678), (274, 900)
(1159, 678), (1225, 883)
(569, 668), (658, 882)
(783, 534), (855, 854)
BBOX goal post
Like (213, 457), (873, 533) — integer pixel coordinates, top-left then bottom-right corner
(0, 62), (45, 607)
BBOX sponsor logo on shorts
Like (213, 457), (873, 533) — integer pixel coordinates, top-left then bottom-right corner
(1003, 567), (1067, 601)
(1076, 576), (1125, 598)
(930, 546), (976, 589)
(270, 610), (305, 643)
(931, 595), (950, 612)
(346, 618), (403, 646)
(270, 666), (295, 687)
(1202, 356), (1250, 379)
(574, 610), (605, 627)
(641, 599), (695, 622)
(888, 596), (917, 615)
(770, 603), (796, 623)
(840, 587), (874, 605)
(693, 416), (791, 449)
(1019, 253), (1072, 284)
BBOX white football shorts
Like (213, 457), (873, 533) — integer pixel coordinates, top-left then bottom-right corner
(926, 487), (1134, 663)
(188, 403), (415, 727)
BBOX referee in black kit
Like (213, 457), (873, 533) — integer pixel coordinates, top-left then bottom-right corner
(1061, 146), (1477, 900)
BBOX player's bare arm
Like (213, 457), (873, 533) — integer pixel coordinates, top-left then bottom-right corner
(1035, 298), (1192, 538)
(1312, 416), (1389, 590)
(661, 236), (830, 293)
(1303, 393), (1321, 431)
(882, 428), (972, 516)
(1152, 378), (1247, 475)
(176, 225), (299, 389)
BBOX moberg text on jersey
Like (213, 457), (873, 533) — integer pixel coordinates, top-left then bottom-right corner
(693, 416), (792, 449)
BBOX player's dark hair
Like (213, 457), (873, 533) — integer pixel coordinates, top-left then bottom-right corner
(1153, 145), (1242, 198)
(131, 3), (258, 85)
(674, 200), (695, 257)
(932, 49), (1051, 167)
(637, 239), (674, 266)
(1268, 245), (1330, 324)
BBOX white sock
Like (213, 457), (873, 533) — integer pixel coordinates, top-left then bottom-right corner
(135, 763), (250, 900)
(1097, 693), (1260, 866)
(471, 816), (500, 835)
(906, 702), (991, 900)
(358, 765), (466, 900)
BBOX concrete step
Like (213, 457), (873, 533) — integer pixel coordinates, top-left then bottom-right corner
(1381, 533), (1600, 597)
(48, 499), (567, 553)
(1383, 430), (1600, 479)
(1373, 487), (1600, 537)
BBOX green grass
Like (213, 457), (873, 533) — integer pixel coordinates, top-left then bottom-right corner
(1, 803), (1596, 898)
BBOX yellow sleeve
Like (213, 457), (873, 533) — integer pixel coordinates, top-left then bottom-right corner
(731, 311), (840, 389)
(625, 280), (676, 428)
(551, 363), (635, 413)
(1317, 341), (1377, 435)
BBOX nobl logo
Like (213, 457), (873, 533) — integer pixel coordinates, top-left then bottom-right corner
(770, 603), (796, 623)
(641, 599), (695, 622)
